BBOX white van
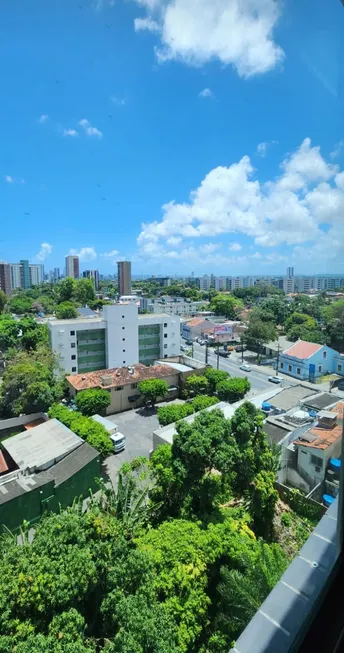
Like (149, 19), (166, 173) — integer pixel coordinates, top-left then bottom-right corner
(110, 431), (126, 453)
(91, 414), (126, 453)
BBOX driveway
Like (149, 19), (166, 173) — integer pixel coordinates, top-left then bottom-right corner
(102, 400), (183, 485)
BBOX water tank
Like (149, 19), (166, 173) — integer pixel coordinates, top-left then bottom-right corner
(323, 494), (335, 507)
(329, 458), (341, 472)
(262, 402), (272, 412)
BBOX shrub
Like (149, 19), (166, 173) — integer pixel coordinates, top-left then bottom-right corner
(157, 403), (194, 426)
(75, 388), (110, 416)
(184, 375), (209, 397)
(191, 395), (219, 411)
(204, 368), (229, 394)
(216, 377), (250, 403)
(48, 404), (112, 458)
(281, 512), (291, 527)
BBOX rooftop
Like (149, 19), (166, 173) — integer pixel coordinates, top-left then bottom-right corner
(282, 340), (323, 359)
(295, 402), (344, 450)
(269, 385), (316, 412)
(265, 335), (294, 353)
(155, 360), (194, 373)
(184, 317), (206, 327)
(67, 362), (178, 391)
(49, 317), (104, 326)
(3, 419), (83, 472)
(263, 421), (293, 444)
(301, 392), (340, 411)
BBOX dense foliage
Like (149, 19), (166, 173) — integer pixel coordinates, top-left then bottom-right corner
(184, 374), (209, 397)
(75, 388), (111, 416)
(216, 377), (250, 402)
(138, 379), (169, 407)
(210, 294), (243, 319)
(48, 404), (113, 457)
(157, 402), (195, 426)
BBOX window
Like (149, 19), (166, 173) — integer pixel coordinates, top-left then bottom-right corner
(72, 367), (77, 372)
(164, 344), (168, 349)
(122, 338), (125, 341)
(122, 315), (125, 318)
(71, 355), (76, 360)
(323, 351), (327, 358)
(164, 322), (167, 327)
(122, 326), (125, 330)
(280, 362), (284, 369)
(297, 367), (301, 375)
(70, 330), (75, 336)
(318, 365), (322, 372)
(123, 349), (126, 352)
(131, 383), (137, 389)
(338, 364), (342, 372)
(114, 386), (123, 391)
(71, 342), (76, 349)
(311, 454), (323, 468)
(164, 334), (167, 338)
(288, 364), (292, 372)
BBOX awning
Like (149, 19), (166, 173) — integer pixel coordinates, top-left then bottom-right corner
(168, 386), (179, 392)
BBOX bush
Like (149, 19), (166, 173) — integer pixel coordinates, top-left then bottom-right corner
(157, 403), (194, 426)
(204, 368), (229, 394)
(55, 302), (78, 319)
(75, 388), (111, 416)
(184, 375), (209, 397)
(191, 395), (219, 411)
(216, 377), (250, 403)
(48, 404), (113, 458)
(281, 512), (291, 527)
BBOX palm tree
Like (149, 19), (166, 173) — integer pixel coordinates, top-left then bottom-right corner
(215, 540), (288, 640)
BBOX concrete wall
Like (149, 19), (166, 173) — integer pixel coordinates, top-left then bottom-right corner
(297, 437), (342, 487)
(139, 313), (180, 360)
(0, 412), (48, 435)
(49, 318), (105, 375)
(103, 303), (139, 369)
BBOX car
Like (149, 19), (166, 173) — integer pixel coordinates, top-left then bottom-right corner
(235, 345), (245, 352)
(185, 339), (193, 345)
(337, 380), (344, 391)
(268, 375), (282, 384)
(240, 364), (251, 372)
(218, 350), (229, 357)
(180, 345), (186, 351)
(198, 340), (205, 345)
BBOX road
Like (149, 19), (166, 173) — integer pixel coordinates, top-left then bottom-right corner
(190, 341), (296, 398)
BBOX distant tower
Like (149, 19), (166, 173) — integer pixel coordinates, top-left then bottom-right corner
(65, 255), (80, 279)
(287, 267), (294, 279)
(117, 261), (131, 295)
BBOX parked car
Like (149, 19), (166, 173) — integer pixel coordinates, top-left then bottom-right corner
(337, 380), (344, 391)
(235, 345), (245, 352)
(110, 432), (126, 453)
(185, 339), (193, 345)
(180, 345), (186, 351)
(268, 375), (282, 384)
(218, 350), (229, 358)
(240, 364), (251, 372)
(198, 339), (205, 345)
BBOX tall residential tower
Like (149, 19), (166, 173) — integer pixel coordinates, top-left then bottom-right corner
(117, 261), (131, 295)
(65, 255), (80, 279)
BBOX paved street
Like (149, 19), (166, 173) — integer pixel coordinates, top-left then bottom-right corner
(191, 341), (296, 397)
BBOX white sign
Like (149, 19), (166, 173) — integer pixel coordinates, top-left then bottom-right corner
(213, 324), (233, 336)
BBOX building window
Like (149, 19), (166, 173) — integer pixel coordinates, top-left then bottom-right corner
(164, 344), (168, 349)
(122, 338), (125, 341)
(71, 342), (76, 348)
(280, 362), (284, 369)
(70, 330), (75, 336)
(297, 367), (301, 375)
(323, 351), (327, 358)
(131, 383), (137, 389)
(318, 365), (322, 372)
(72, 367), (77, 372)
(288, 364), (292, 372)
(123, 350), (126, 353)
(115, 386), (123, 392)
(164, 323), (167, 327)
(71, 355), (76, 360)
(122, 326), (125, 330)
(164, 334), (167, 338)
(311, 454), (323, 468)
(338, 364), (342, 372)
(122, 315), (125, 318)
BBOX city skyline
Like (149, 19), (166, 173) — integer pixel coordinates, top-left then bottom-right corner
(1, 1), (343, 275)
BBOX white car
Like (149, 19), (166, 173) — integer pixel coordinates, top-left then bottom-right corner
(268, 375), (282, 384)
(240, 364), (251, 372)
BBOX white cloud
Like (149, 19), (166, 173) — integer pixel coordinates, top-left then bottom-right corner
(137, 137), (344, 258)
(229, 242), (242, 251)
(4, 175), (14, 184)
(63, 128), (78, 137)
(38, 114), (49, 124)
(133, 0), (284, 78)
(166, 236), (182, 246)
(69, 247), (97, 261)
(134, 17), (160, 32)
(78, 119), (103, 139)
(36, 242), (53, 262)
(331, 140), (344, 159)
(199, 88), (213, 98)
(103, 249), (119, 258)
(257, 142), (268, 157)
(199, 242), (220, 254)
(111, 96), (126, 106)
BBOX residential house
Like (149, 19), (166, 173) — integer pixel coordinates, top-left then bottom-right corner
(279, 340), (343, 381)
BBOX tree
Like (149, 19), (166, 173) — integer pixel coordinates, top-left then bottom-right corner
(215, 540), (288, 642)
(216, 377), (250, 403)
(138, 379), (169, 407)
(56, 302), (78, 319)
(244, 315), (277, 359)
(191, 395), (219, 411)
(18, 318), (49, 351)
(7, 295), (33, 315)
(75, 388), (111, 416)
(48, 404), (113, 457)
(58, 277), (77, 303)
(0, 315), (20, 350)
(0, 289), (7, 313)
(210, 294), (243, 319)
(204, 368), (229, 394)
(184, 374), (209, 397)
(323, 299), (344, 352)
(248, 471), (278, 539)
(157, 403), (194, 426)
(74, 279), (96, 306)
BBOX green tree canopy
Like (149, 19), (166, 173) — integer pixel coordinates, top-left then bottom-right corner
(210, 294), (243, 319)
(244, 314), (277, 357)
(204, 368), (229, 394)
(74, 279), (96, 306)
(191, 395), (219, 411)
(157, 403), (194, 426)
(58, 277), (77, 303)
(75, 388), (111, 416)
(216, 377), (250, 403)
(0, 289), (7, 313)
(0, 315), (20, 350)
(138, 379), (169, 407)
(56, 302), (78, 319)
(184, 374), (209, 397)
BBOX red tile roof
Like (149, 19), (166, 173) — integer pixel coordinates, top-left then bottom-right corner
(295, 402), (344, 450)
(0, 451), (9, 474)
(67, 363), (178, 392)
(283, 340), (323, 360)
(186, 317), (206, 327)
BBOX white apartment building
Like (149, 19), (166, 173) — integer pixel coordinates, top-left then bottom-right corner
(65, 255), (79, 279)
(199, 275), (211, 291)
(48, 304), (180, 374)
(148, 297), (206, 316)
(10, 262), (44, 289)
(29, 264), (44, 286)
(214, 277), (226, 291)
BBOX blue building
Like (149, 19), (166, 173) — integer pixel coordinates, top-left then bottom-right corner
(279, 340), (344, 381)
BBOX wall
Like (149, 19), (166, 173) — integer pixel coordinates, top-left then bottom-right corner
(139, 314), (180, 361)
(279, 345), (337, 380)
(54, 455), (100, 509)
(77, 328), (106, 373)
(297, 437), (342, 487)
(0, 412), (47, 436)
(49, 318), (105, 375)
(0, 476), (55, 532)
(106, 372), (179, 414)
(103, 303), (138, 369)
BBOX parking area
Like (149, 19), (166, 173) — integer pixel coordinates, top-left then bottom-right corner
(102, 400), (183, 485)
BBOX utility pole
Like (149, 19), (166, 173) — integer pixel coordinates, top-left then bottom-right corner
(191, 340), (194, 358)
(217, 343), (220, 370)
(205, 341), (208, 365)
(240, 335), (244, 363)
(276, 343), (281, 376)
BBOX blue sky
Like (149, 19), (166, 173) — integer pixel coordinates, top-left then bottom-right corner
(1, 0), (343, 276)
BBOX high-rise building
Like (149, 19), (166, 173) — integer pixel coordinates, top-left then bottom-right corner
(0, 262), (12, 297)
(53, 268), (60, 282)
(65, 255), (80, 279)
(287, 267), (294, 279)
(10, 261), (43, 290)
(117, 261), (131, 295)
(20, 260), (30, 289)
(29, 264), (44, 286)
(83, 269), (100, 290)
